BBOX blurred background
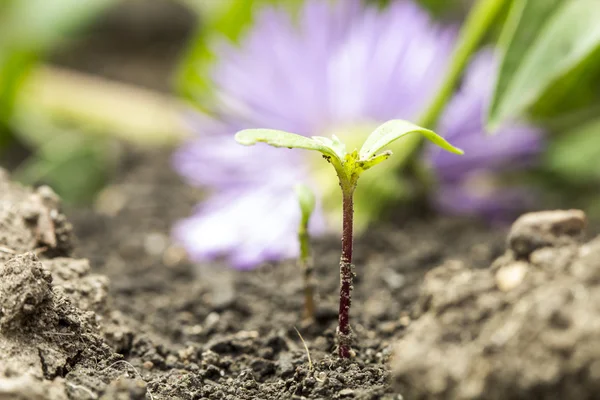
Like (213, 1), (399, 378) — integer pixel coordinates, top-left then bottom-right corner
(0, 0), (193, 203)
(1, 0), (599, 222)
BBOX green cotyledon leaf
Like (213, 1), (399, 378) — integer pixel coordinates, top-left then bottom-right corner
(359, 119), (463, 160)
(235, 128), (346, 163)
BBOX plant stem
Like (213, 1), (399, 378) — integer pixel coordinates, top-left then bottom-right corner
(338, 188), (355, 358)
(298, 221), (315, 321)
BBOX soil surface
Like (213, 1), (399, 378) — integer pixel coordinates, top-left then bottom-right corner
(2, 150), (600, 400)
(4, 2), (599, 398)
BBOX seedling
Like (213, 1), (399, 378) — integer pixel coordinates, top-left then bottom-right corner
(235, 119), (463, 358)
(295, 184), (317, 321)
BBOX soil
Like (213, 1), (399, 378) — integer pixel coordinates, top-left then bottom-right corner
(3, 1), (600, 397)
(68, 149), (506, 400)
(2, 148), (600, 400)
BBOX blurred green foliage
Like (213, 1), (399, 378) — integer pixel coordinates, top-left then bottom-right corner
(545, 117), (600, 185)
(0, 0), (116, 204)
(0, 0), (117, 132)
(489, 0), (600, 129)
(541, 114), (600, 218)
(11, 114), (113, 204)
(490, 0), (562, 128)
(488, 0), (600, 213)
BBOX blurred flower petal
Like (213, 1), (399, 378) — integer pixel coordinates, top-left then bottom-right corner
(173, 1), (541, 268)
(173, 184), (325, 269)
(428, 49), (543, 220)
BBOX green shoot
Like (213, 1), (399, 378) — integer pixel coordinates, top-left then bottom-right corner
(295, 183), (316, 321)
(235, 119), (463, 358)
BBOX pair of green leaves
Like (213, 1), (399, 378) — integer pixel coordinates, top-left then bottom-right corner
(488, 0), (600, 129)
(235, 119), (463, 192)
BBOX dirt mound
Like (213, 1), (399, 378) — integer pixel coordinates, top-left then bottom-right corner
(0, 170), (146, 400)
(392, 210), (600, 399)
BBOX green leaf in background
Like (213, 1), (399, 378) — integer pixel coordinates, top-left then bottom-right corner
(14, 139), (111, 205)
(175, 0), (302, 107)
(544, 117), (600, 184)
(488, 0), (600, 129)
(0, 0), (118, 202)
(530, 45), (600, 123)
(0, 0), (117, 133)
(11, 110), (113, 205)
(490, 0), (563, 126)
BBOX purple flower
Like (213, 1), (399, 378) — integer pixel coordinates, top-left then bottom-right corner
(427, 49), (543, 222)
(173, 0), (457, 269)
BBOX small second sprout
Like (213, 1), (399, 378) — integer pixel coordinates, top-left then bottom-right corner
(295, 184), (316, 321)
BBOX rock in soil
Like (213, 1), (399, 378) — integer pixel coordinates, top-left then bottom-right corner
(391, 209), (600, 400)
(507, 209), (586, 259)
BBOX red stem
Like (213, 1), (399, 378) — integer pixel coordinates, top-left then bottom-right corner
(338, 189), (354, 358)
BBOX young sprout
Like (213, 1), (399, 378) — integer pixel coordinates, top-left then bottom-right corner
(295, 184), (316, 321)
(235, 119), (463, 358)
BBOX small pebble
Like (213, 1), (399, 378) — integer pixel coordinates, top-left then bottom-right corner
(399, 315), (411, 327)
(382, 269), (405, 290)
(379, 321), (397, 334)
(163, 245), (187, 267)
(315, 371), (328, 384)
(165, 354), (178, 367)
(495, 261), (528, 292)
(204, 312), (220, 331)
(143, 361), (154, 370)
(144, 232), (168, 256)
(508, 209), (586, 258)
